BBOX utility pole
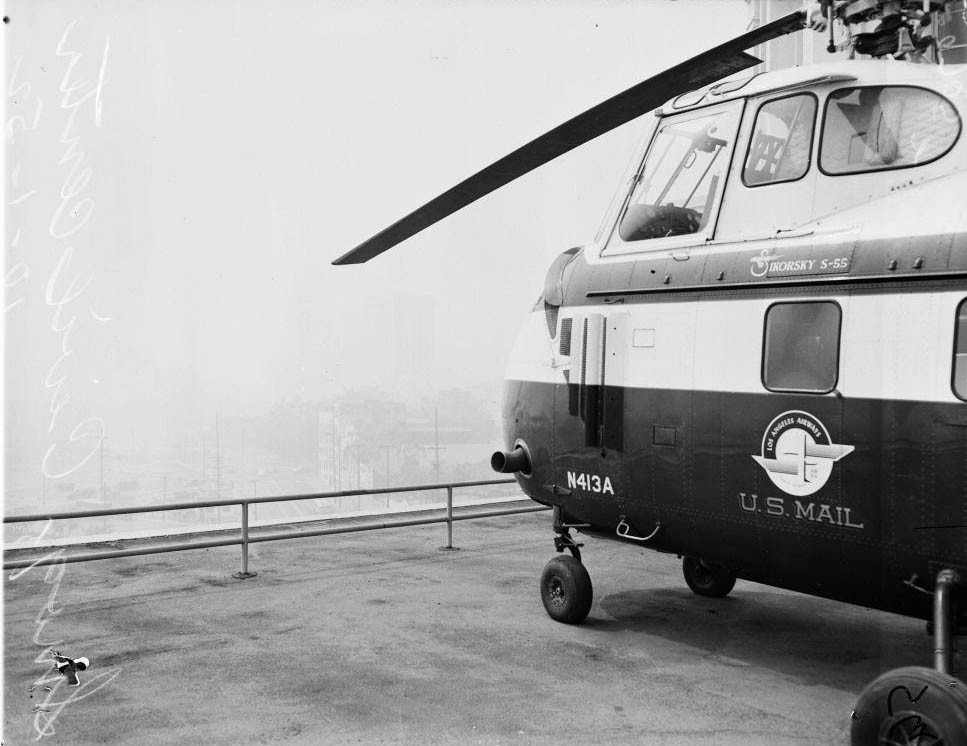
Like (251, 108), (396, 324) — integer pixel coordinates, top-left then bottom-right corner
(215, 414), (222, 500)
(381, 445), (392, 488)
(329, 405), (335, 490)
(99, 435), (106, 501)
(357, 447), (363, 510)
(434, 407), (441, 483)
(426, 407), (445, 484)
(215, 414), (222, 523)
(384, 445), (392, 511)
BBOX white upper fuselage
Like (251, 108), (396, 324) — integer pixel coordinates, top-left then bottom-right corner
(507, 59), (967, 407)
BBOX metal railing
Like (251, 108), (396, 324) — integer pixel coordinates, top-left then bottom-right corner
(3, 478), (550, 576)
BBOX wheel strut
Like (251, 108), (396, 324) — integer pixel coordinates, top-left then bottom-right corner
(850, 570), (967, 745)
(553, 531), (583, 562)
(551, 505), (585, 562)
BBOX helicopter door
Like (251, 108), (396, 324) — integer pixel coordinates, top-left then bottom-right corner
(565, 313), (605, 448)
(553, 313), (628, 518)
(562, 313), (628, 448)
(602, 314), (629, 453)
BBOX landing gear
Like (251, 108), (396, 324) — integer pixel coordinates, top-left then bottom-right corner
(682, 556), (736, 598)
(850, 667), (967, 745)
(541, 510), (593, 624)
(540, 554), (593, 625)
(850, 569), (967, 746)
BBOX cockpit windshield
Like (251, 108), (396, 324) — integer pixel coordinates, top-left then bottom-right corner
(616, 106), (739, 244)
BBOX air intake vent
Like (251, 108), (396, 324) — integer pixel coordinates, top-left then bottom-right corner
(544, 302), (559, 339)
(559, 317), (573, 355)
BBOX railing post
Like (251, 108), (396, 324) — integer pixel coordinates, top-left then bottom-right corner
(441, 485), (457, 550)
(233, 502), (258, 579)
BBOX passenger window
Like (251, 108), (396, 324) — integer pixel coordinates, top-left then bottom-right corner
(763, 302), (841, 393)
(953, 300), (967, 400)
(616, 106), (739, 243)
(820, 86), (960, 175)
(743, 94), (816, 186)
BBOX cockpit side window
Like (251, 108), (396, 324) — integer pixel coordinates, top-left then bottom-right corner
(743, 93), (817, 187)
(820, 86), (960, 175)
(615, 106), (739, 244)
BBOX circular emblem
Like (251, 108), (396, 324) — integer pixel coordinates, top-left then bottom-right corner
(751, 410), (853, 497)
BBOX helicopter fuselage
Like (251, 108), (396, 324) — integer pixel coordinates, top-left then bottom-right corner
(499, 59), (967, 621)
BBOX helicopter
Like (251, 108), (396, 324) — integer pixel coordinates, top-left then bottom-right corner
(334, 2), (967, 742)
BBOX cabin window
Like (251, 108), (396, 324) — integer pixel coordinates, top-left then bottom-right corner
(763, 301), (841, 393)
(820, 86), (960, 175)
(743, 94), (816, 186)
(953, 300), (967, 400)
(616, 106), (739, 243)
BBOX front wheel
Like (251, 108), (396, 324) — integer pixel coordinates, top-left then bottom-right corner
(682, 557), (736, 598)
(540, 555), (593, 624)
(850, 666), (967, 746)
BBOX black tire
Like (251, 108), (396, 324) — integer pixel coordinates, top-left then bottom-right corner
(682, 557), (736, 598)
(850, 666), (967, 746)
(540, 555), (593, 625)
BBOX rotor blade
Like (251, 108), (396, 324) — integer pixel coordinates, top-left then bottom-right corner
(333, 10), (805, 265)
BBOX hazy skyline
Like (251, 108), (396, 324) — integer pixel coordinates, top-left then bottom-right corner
(4, 1), (749, 489)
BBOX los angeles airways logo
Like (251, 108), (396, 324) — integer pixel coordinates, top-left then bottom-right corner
(751, 411), (853, 497)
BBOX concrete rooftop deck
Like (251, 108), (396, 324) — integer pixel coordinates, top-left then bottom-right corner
(4, 506), (961, 746)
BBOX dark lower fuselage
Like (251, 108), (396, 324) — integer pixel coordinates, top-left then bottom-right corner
(505, 380), (966, 619)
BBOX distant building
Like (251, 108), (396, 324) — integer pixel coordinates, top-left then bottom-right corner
(318, 398), (405, 490)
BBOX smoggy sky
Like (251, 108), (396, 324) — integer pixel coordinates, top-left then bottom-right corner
(4, 0), (748, 477)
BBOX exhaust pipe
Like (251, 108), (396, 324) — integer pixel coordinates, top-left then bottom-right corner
(491, 445), (531, 475)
